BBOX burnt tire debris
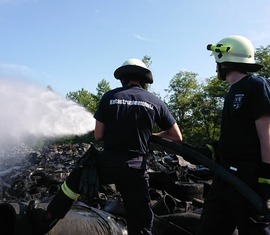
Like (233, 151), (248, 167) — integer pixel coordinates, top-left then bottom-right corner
(150, 136), (264, 215)
(0, 140), (216, 235)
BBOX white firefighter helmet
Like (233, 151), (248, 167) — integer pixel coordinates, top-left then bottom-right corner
(114, 58), (153, 84)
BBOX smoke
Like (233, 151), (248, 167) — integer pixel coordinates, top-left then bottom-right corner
(0, 78), (95, 145)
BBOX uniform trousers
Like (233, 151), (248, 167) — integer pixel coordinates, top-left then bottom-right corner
(196, 160), (270, 235)
(98, 155), (153, 235)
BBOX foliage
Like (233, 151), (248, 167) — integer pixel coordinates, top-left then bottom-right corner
(255, 45), (270, 78)
(165, 71), (200, 135)
(66, 79), (110, 113)
(142, 55), (152, 91)
(197, 77), (229, 143)
(142, 55), (152, 68)
(66, 88), (96, 113)
(165, 72), (229, 145)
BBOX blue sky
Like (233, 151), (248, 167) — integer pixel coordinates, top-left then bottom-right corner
(0, 0), (270, 98)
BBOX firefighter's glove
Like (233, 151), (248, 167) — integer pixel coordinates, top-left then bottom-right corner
(27, 200), (59, 235)
(77, 143), (100, 202)
(75, 142), (100, 169)
(258, 162), (270, 222)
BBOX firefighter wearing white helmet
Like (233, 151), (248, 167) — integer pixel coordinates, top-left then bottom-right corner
(114, 58), (153, 87)
(207, 35), (263, 80)
(94, 58), (182, 235)
(195, 36), (270, 235)
(26, 58), (182, 235)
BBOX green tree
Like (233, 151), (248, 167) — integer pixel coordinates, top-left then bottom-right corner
(96, 79), (110, 100)
(66, 79), (110, 113)
(141, 55), (152, 91)
(165, 71), (199, 139)
(142, 55), (152, 68)
(94, 79), (111, 110)
(66, 88), (96, 112)
(165, 71), (229, 145)
(255, 45), (270, 78)
(199, 77), (229, 142)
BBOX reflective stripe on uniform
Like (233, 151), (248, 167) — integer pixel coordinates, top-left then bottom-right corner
(61, 181), (80, 200)
(258, 177), (270, 185)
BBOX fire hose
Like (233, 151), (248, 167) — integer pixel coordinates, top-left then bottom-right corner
(150, 135), (264, 215)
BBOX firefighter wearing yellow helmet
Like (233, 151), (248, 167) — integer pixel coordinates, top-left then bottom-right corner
(195, 36), (270, 235)
(207, 35), (263, 80)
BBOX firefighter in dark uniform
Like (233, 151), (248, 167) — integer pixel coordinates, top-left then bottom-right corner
(94, 58), (183, 235)
(196, 35), (270, 235)
(27, 58), (182, 235)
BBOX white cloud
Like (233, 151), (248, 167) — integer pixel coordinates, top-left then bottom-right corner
(134, 34), (148, 41)
(0, 64), (34, 77)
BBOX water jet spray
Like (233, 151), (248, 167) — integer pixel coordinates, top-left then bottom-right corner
(0, 78), (96, 158)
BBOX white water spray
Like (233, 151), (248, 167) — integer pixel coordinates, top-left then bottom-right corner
(0, 78), (95, 144)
